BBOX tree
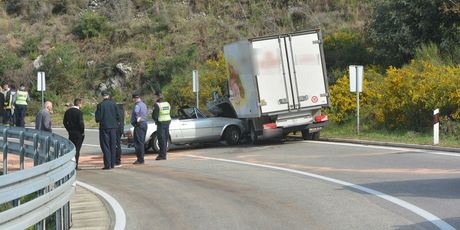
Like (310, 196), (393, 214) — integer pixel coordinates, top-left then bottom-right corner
(366, 0), (460, 67)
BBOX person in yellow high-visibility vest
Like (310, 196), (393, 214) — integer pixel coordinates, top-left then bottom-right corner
(152, 92), (171, 160)
(2, 83), (15, 126)
(15, 83), (30, 127)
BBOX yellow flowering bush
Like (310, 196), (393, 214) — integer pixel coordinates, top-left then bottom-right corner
(329, 60), (460, 131)
(367, 61), (460, 130)
(164, 52), (227, 110)
(327, 66), (381, 124)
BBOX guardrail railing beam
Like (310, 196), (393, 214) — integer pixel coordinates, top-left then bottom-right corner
(0, 126), (76, 230)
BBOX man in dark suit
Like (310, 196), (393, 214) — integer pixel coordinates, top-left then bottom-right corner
(95, 91), (121, 170)
(63, 98), (85, 170)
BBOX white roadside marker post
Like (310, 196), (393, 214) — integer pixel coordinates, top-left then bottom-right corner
(433, 108), (440, 145)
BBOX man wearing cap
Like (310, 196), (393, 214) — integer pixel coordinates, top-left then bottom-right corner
(15, 83), (30, 127)
(152, 92), (171, 160)
(2, 83), (14, 126)
(131, 92), (148, 164)
(95, 91), (121, 170)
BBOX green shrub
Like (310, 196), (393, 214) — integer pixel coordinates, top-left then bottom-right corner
(74, 11), (110, 39)
(0, 48), (23, 76)
(20, 36), (42, 60)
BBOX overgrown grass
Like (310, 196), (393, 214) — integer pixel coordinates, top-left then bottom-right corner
(321, 121), (460, 148)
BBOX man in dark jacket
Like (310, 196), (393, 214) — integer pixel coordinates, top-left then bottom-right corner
(35, 101), (53, 132)
(0, 90), (4, 124)
(64, 98), (85, 170)
(95, 91), (121, 170)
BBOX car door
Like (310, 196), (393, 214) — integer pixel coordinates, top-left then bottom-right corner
(179, 108), (214, 142)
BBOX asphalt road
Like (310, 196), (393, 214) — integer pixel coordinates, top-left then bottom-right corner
(55, 128), (460, 230)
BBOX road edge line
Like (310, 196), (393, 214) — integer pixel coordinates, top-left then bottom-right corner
(76, 181), (126, 230)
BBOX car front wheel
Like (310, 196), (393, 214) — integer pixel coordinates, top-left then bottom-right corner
(224, 126), (240, 145)
(152, 134), (170, 153)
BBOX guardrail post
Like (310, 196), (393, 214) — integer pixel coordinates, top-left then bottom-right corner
(19, 131), (25, 170)
(33, 133), (39, 166)
(56, 208), (62, 230)
(2, 128), (8, 175)
(64, 202), (71, 229)
(52, 139), (59, 160)
(45, 136), (50, 163)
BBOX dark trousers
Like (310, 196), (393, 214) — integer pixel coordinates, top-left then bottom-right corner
(134, 122), (147, 162)
(100, 128), (117, 168)
(3, 109), (14, 126)
(116, 129), (122, 165)
(15, 105), (27, 127)
(69, 132), (84, 168)
(157, 121), (170, 159)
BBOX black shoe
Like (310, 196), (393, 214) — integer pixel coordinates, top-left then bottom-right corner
(133, 160), (144, 164)
(101, 167), (111, 170)
(155, 157), (166, 161)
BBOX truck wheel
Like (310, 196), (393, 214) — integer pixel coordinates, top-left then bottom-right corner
(301, 130), (313, 140)
(312, 131), (320, 140)
(250, 125), (259, 145)
(152, 134), (170, 153)
(224, 126), (240, 145)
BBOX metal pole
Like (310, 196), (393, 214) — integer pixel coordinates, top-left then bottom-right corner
(41, 72), (44, 109)
(356, 66), (360, 136)
(196, 92), (199, 110)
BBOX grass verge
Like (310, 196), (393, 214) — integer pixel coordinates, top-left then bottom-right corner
(320, 121), (460, 148)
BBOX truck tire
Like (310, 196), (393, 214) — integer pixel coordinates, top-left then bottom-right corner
(312, 131), (320, 140)
(152, 134), (170, 153)
(250, 125), (259, 145)
(301, 130), (313, 140)
(224, 126), (240, 145)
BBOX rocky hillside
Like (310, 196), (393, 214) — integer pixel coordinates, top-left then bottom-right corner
(0, 0), (372, 108)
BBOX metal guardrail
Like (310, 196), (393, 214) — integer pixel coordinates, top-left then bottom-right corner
(0, 126), (76, 230)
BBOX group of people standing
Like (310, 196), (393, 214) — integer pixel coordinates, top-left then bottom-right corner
(95, 90), (171, 170)
(0, 82), (30, 127)
(0, 82), (170, 170)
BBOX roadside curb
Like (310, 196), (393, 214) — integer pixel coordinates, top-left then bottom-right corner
(76, 181), (126, 230)
(320, 138), (460, 153)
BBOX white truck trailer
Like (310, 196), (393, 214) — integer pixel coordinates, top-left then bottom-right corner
(222, 29), (330, 143)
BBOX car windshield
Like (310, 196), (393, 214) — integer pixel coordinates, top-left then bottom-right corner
(179, 107), (206, 119)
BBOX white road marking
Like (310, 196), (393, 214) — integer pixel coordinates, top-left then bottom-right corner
(76, 181), (126, 230)
(188, 155), (455, 230)
(82, 143), (132, 151)
(53, 127), (99, 132)
(304, 141), (460, 158)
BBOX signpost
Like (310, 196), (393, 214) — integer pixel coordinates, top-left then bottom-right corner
(37, 71), (46, 109)
(349, 65), (363, 135)
(192, 70), (199, 109)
